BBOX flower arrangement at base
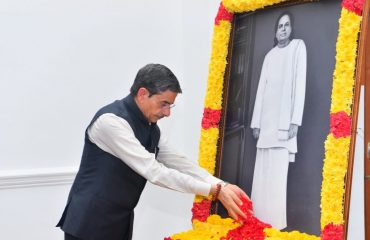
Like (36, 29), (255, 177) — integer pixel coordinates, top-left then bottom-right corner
(220, 198), (272, 240)
(167, 198), (321, 240)
(168, 0), (364, 239)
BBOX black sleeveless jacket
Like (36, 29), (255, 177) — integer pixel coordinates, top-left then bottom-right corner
(57, 94), (160, 240)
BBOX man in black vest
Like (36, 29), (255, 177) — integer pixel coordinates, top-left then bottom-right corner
(57, 64), (249, 240)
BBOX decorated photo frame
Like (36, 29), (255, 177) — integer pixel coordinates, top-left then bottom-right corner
(167, 0), (366, 239)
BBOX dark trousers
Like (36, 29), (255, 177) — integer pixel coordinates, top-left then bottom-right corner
(64, 231), (132, 240)
(62, 212), (134, 240)
(65, 233), (82, 240)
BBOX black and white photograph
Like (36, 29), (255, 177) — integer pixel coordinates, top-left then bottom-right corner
(250, 11), (307, 230)
(218, 0), (342, 235)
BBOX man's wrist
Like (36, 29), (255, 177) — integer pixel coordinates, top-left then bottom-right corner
(211, 183), (222, 201)
(221, 181), (229, 187)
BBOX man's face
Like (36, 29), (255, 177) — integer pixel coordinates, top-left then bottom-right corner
(136, 88), (177, 123)
(275, 15), (292, 43)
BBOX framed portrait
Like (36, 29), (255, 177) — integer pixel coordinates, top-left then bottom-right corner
(218, 0), (342, 235)
(182, 0), (368, 240)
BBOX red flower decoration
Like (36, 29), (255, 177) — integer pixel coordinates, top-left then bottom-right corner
(342, 0), (364, 15)
(215, 2), (234, 25)
(221, 198), (271, 240)
(163, 238), (172, 240)
(191, 199), (211, 222)
(330, 111), (352, 138)
(321, 223), (343, 240)
(201, 108), (222, 129)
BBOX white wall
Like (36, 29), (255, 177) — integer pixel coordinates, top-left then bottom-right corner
(0, 1), (364, 240)
(133, 1), (220, 239)
(0, 0), (184, 171)
(347, 86), (365, 240)
(0, 0), (219, 239)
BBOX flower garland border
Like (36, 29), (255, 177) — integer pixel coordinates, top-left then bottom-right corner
(169, 0), (364, 239)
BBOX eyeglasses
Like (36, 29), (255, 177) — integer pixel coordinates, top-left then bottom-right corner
(160, 102), (176, 110)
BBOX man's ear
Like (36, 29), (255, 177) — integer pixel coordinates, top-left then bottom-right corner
(137, 87), (149, 100)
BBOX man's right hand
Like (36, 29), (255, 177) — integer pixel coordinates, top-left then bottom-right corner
(213, 184), (250, 223)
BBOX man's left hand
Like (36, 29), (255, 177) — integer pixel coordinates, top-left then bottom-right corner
(288, 124), (299, 139)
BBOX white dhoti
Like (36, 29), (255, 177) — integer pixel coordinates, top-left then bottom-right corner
(251, 147), (290, 230)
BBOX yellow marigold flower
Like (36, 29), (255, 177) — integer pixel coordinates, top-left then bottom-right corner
(222, 0), (288, 13)
(321, 134), (350, 227)
(205, 21), (231, 110)
(198, 128), (219, 174)
(330, 9), (361, 115)
(171, 216), (238, 240)
(264, 227), (320, 240)
(193, 195), (211, 203)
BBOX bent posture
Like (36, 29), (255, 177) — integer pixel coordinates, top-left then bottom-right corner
(57, 64), (249, 240)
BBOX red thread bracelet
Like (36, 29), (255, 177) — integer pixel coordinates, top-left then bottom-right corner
(212, 183), (222, 201)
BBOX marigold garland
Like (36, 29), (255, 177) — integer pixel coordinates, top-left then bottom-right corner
(168, 215), (240, 240)
(167, 0), (364, 239)
(204, 20), (231, 110)
(222, 0), (288, 12)
(198, 128), (219, 174)
(330, 8), (362, 115)
(320, 5), (362, 237)
(264, 229), (320, 240)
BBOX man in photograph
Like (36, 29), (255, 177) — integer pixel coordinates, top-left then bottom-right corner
(250, 12), (307, 229)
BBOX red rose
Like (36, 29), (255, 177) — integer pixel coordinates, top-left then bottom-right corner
(191, 199), (211, 222)
(201, 108), (221, 129)
(215, 2), (233, 25)
(342, 0), (364, 15)
(330, 111), (352, 138)
(321, 223), (343, 240)
(222, 197), (271, 240)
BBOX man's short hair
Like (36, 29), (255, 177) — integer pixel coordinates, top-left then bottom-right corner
(130, 64), (182, 96)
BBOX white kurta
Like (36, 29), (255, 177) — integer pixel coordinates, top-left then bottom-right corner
(88, 113), (222, 197)
(250, 39), (307, 229)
